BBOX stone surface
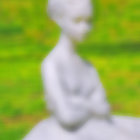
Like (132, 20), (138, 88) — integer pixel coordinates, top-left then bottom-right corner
(24, 116), (140, 140)
(24, 0), (140, 139)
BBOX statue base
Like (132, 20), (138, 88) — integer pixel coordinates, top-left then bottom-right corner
(24, 116), (140, 140)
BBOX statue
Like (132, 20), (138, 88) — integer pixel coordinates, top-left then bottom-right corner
(24, 0), (140, 139)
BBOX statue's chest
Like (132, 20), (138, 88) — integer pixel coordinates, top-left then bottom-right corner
(58, 64), (94, 97)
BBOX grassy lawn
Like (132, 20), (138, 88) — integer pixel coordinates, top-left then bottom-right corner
(0, 0), (140, 139)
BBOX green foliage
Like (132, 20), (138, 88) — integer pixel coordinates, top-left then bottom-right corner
(0, 0), (140, 139)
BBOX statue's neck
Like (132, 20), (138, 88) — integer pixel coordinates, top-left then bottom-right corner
(56, 33), (77, 59)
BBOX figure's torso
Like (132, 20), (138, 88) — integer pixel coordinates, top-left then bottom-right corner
(57, 57), (96, 98)
(41, 50), (102, 127)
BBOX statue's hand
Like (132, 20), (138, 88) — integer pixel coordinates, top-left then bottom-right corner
(86, 83), (110, 118)
(88, 100), (110, 118)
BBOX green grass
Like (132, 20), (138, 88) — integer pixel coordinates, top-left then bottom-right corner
(0, 0), (140, 139)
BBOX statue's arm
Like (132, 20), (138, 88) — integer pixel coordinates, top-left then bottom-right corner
(41, 59), (68, 116)
(89, 83), (110, 118)
(88, 69), (110, 118)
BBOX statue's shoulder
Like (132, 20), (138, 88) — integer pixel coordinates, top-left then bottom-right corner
(83, 60), (94, 68)
(82, 59), (101, 84)
(42, 52), (55, 66)
(83, 59), (97, 74)
(41, 49), (59, 71)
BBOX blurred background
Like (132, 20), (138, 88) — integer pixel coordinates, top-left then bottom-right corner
(0, 0), (140, 139)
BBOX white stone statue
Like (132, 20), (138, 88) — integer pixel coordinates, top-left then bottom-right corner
(24, 0), (140, 139)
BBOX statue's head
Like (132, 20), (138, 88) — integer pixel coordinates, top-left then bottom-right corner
(48, 0), (93, 42)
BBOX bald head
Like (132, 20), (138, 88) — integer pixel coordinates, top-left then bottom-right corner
(47, 0), (92, 21)
(47, 0), (93, 42)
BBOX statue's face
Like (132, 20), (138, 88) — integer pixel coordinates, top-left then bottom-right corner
(57, 3), (93, 42)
